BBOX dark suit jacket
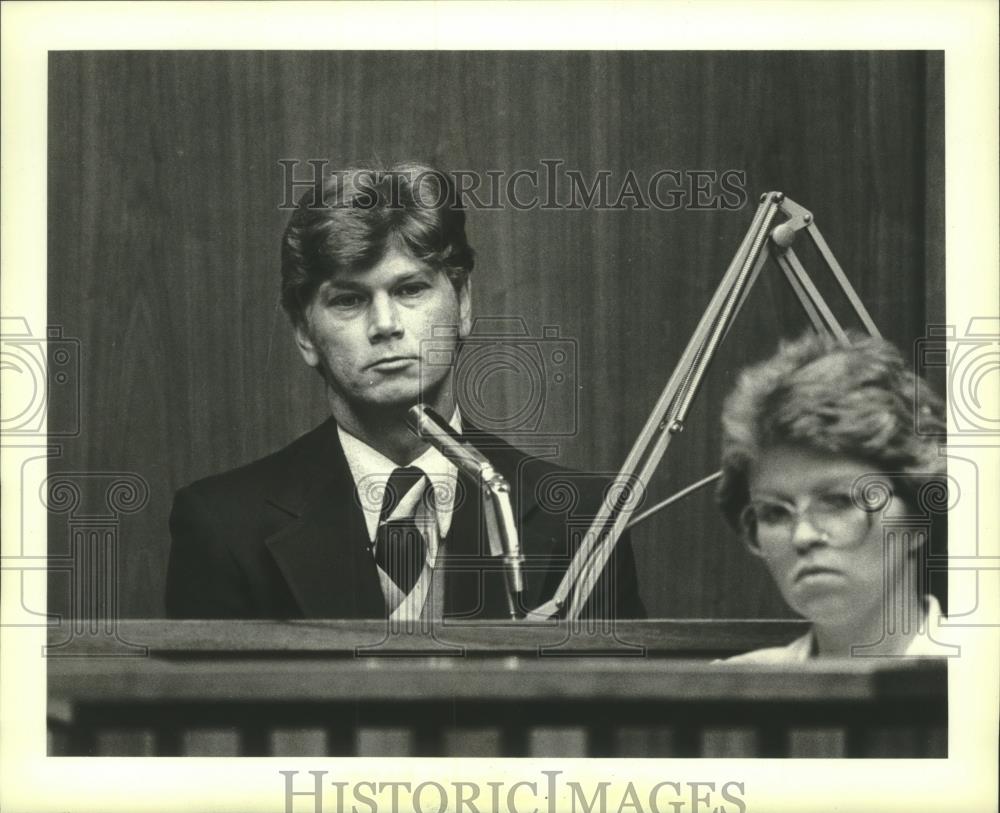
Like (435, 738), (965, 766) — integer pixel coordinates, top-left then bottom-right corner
(165, 418), (645, 619)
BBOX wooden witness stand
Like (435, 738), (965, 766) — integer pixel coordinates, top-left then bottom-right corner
(47, 620), (947, 758)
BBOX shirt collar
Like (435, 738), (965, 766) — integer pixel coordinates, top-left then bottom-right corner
(802, 594), (947, 659)
(338, 409), (462, 543)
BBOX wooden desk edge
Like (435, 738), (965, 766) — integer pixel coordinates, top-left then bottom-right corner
(46, 618), (811, 656)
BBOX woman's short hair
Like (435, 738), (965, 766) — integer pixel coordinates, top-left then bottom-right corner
(716, 331), (947, 530)
(280, 161), (475, 324)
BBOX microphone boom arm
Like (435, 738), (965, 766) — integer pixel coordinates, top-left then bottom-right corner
(526, 192), (882, 622)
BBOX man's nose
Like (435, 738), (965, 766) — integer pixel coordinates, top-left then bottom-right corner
(368, 293), (402, 340)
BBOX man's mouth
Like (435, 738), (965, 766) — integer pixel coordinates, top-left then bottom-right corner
(366, 356), (418, 371)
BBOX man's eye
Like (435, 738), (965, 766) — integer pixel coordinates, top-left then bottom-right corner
(328, 294), (364, 308)
(396, 283), (429, 298)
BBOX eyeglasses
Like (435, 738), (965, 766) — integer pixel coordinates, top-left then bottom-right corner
(740, 490), (876, 553)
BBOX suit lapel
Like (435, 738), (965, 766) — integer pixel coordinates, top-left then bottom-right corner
(264, 419), (384, 618)
(260, 419), (556, 619)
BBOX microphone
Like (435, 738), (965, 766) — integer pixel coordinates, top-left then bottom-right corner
(406, 405), (493, 481)
(407, 404), (525, 618)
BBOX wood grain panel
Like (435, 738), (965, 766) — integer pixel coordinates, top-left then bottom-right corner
(46, 646), (947, 757)
(95, 728), (156, 756)
(442, 727), (503, 757)
(270, 727), (328, 757)
(528, 726), (587, 757)
(44, 618), (809, 656)
(700, 727), (759, 757)
(182, 727), (240, 756)
(356, 727), (413, 757)
(788, 727), (848, 757)
(47, 51), (942, 619)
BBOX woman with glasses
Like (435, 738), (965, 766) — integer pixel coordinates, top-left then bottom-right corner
(716, 332), (948, 661)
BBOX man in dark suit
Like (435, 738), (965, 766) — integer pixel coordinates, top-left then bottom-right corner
(165, 162), (644, 620)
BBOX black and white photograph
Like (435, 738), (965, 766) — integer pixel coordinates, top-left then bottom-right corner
(1, 3), (997, 813)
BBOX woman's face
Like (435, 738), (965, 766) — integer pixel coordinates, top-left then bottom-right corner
(745, 445), (920, 629)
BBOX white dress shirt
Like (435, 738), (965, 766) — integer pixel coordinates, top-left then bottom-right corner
(338, 411), (462, 621)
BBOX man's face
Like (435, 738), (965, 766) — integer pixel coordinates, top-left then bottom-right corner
(294, 245), (471, 419)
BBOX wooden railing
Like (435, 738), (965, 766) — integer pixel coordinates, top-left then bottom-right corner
(47, 620), (946, 758)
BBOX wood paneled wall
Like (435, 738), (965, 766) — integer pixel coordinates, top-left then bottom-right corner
(47, 51), (943, 618)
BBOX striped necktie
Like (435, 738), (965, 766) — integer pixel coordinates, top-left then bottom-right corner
(374, 466), (428, 596)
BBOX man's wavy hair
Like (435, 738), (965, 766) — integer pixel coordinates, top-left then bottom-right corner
(716, 331), (947, 531)
(280, 161), (475, 324)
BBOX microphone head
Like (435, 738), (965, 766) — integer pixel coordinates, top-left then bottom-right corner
(409, 403), (462, 441)
(406, 403), (428, 436)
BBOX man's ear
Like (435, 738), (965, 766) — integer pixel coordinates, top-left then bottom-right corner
(293, 319), (320, 368)
(457, 278), (472, 339)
